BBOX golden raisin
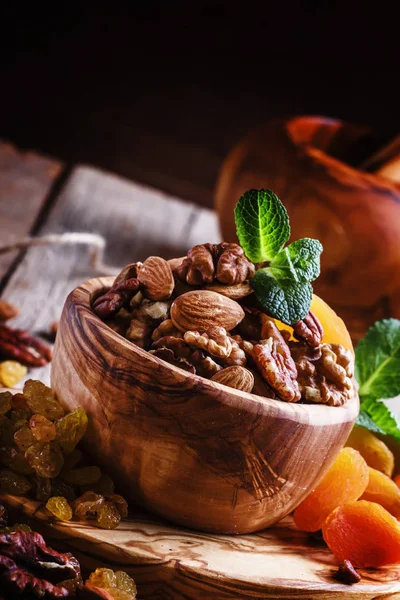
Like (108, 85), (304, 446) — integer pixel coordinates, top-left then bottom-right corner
(346, 425), (394, 477)
(361, 467), (400, 518)
(0, 361), (27, 388)
(322, 500), (400, 567)
(293, 448), (369, 532)
(29, 414), (56, 442)
(46, 496), (73, 521)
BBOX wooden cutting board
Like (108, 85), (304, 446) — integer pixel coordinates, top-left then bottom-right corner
(2, 494), (400, 599)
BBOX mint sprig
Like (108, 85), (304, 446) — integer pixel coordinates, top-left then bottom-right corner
(234, 189), (290, 262)
(235, 189), (322, 325)
(355, 319), (400, 442)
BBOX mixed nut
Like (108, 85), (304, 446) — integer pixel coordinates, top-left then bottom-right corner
(92, 242), (355, 407)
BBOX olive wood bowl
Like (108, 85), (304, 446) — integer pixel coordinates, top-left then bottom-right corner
(51, 275), (359, 534)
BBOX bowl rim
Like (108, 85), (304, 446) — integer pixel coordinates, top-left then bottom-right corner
(67, 275), (359, 427)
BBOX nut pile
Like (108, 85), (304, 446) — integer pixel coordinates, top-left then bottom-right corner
(0, 381), (128, 530)
(92, 242), (354, 407)
(0, 507), (137, 598)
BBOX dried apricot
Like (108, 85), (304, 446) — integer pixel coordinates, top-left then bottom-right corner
(322, 500), (400, 567)
(293, 447), (369, 532)
(361, 467), (400, 517)
(346, 425), (394, 477)
(275, 294), (353, 353)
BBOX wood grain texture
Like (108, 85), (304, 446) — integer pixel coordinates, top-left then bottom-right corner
(0, 165), (221, 385)
(2, 493), (400, 599)
(214, 116), (400, 342)
(0, 141), (63, 279)
(51, 275), (358, 534)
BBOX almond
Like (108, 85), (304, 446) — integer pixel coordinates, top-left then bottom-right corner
(211, 366), (254, 392)
(170, 290), (244, 332)
(138, 256), (175, 301)
(204, 281), (253, 300)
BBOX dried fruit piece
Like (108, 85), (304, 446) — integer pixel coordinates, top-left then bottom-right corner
(32, 475), (52, 501)
(346, 425), (395, 478)
(71, 492), (104, 520)
(0, 361), (27, 387)
(293, 448), (369, 532)
(56, 408), (88, 453)
(334, 560), (361, 585)
(0, 391), (12, 415)
(0, 469), (32, 494)
(0, 446), (34, 475)
(30, 414), (57, 442)
(0, 415), (13, 445)
(14, 426), (35, 451)
(46, 496), (73, 521)
(25, 443), (64, 478)
(322, 500), (400, 567)
(83, 568), (137, 599)
(105, 494), (128, 518)
(51, 479), (76, 502)
(62, 466), (102, 486)
(96, 502), (121, 530)
(23, 380), (64, 420)
(360, 466), (400, 517)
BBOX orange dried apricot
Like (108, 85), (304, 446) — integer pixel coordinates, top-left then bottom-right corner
(293, 447), (369, 532)
(346, 425), (394, 478)
(322, 500), (400, 567)
(274, 294), (353, 353)
(361, 467), (400, 517)
(394, 474), (400, 489)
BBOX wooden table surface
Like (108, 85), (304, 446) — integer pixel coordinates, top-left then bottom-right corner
(1, 140), (400, 599)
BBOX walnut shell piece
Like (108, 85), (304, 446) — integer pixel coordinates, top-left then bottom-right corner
(138, 256), (175, 301)
(211, 366), (254, 392)
(170, 290), (245, 333)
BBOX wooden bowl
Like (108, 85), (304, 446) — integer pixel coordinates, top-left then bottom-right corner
(215, 115), (400, 342)
(51, 275), (359, 534)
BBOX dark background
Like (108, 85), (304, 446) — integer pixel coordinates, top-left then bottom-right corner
(1, 3), (399, 207)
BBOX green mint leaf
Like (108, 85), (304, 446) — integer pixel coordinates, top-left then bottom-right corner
(360, 396), (400, 443)
(269, 238), (323, 283)
(356, 409), (386, 435)
(251, 268), (312, 325)
(234, 189), (290, 263)
(355, 319), (400, 399)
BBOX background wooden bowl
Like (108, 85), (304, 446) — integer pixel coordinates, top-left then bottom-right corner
(215, 116), (400, 342)
(51, 275), (359, 534)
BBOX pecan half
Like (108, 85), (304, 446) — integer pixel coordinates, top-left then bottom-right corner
(0, 530), (81, 598)
(92, 279), (141, 320)
(175, 242), (254, 286)
(295, 343), (354, 406)
(260, 319), (297, 379)
(253, 341), (301, 402)
(150, 347), (196, 374)
(0, 325), (52, 367)
(292, 311), (324, 348)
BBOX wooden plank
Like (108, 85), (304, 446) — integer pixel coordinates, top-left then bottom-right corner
(0, 141), (63, 279)
(2, 494), (400, 600)
(1, 165), (221, 385)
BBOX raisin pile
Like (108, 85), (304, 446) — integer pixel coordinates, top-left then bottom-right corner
(0, 380), (128, 530)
